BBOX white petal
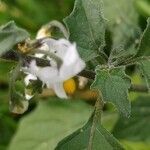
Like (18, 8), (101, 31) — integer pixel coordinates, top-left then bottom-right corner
(53, 82), (68, 99)
(27, 60), (39, 76)
(63, 43), (79, 65)
(37, 66), (60, 85)
(59, 43), (86, 80)
(60, 59), (85, 80)
(43, 38), (69, 58)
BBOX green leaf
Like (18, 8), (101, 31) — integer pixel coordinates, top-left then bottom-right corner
(103, 0), (140, 50)
(137, 18), (150, 56)
(0, 21), (29, 56)
(91, 66), (131, 117)
(112, 96), (150, 142)
(8, 99), (92, 150)
(64, 0), (106, 62)
(55, 111), (124, 150)
(138, 59), (150, 89)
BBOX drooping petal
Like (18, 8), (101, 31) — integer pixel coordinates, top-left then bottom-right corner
(59, 43), (86, 80)
(42, 38), (86, 80)
(53, 82), (68, 99)
(26, 60), (39, 76)
(28, 60), (61, 85)
(63, 43), (79, 65)
(36, 66), (59, 85)
(43, 38), (69, 58)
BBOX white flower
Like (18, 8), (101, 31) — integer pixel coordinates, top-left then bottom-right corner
(24, 38), (85, 99)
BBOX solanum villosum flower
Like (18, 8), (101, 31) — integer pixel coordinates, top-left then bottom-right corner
(24, 35), (85, 99)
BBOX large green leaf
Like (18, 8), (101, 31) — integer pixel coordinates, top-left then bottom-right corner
(103, 0), (140, 50)
(112, 96), (150, 142)
(91, 66), (131, 117)
(137, 18), (150, 56)
(0, 21), (29, 56)
(8, 99), (92, 150)
(55, 111), (124, 150)
(64, 0), (106, 62)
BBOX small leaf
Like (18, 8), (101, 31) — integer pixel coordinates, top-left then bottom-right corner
(55, 111), (124, 150)
(64, 0), (106, 62)
(0, 21), (29, 56)
(8, 99), (92, 150)
(112, 96), (150, 142)
(91, 66), (131, 117)
(137, 18), (150, 56)
(138, 59), (150, 90)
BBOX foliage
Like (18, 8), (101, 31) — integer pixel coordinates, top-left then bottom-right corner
(64, 0), (106, 62)
(0, 0), (150, 150)
(8, 99), (92, 150)
(91, 66), (131, 117)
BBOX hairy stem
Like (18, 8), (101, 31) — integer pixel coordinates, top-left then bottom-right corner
(88, 97), (103, 150)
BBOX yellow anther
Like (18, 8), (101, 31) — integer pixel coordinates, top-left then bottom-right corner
(63, 78), (76, 95)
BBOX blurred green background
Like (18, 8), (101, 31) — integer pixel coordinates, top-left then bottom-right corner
(0, 0), (150, 150)
(0, 0), (74, 149)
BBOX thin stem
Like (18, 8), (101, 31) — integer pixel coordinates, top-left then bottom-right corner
(78, 70), (96, 80)
(88, 97), (103, 150)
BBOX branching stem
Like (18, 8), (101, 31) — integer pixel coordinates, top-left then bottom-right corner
(1, 51), (149, 93)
